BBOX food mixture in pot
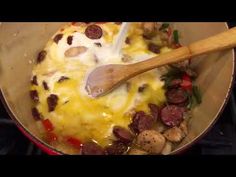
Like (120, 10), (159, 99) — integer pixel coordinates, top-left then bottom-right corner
(30, 22), (201, 155)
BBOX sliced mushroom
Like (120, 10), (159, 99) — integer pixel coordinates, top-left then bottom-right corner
(155, 120), (167, 133)
(179, 120), (188, 136)
(128, 148), (148, 155)
(64, 46), (88, 57)
(136, 130), (166, 154)
(142, 22), (160, 39)
(161, 141), (172, 155)
(113, 126), (134, 144)
(163, 127), (185, 143)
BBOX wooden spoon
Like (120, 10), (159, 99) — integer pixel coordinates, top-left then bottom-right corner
(85, 27), (236, 98)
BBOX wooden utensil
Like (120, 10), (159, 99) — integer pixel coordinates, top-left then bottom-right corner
(85, 27), (236, 98)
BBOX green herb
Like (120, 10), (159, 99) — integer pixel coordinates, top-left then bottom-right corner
(192, 86), (202, 104)
(163, 77), (173, 89)
(161, 67), (183, 80)
(159, 23), (170, 31)
(187, 85), (202, 109)
(173, 30), (179, 44)
(161, 67), (184, 89)
(161, 67), (183, 79)
(187, 94), (193, 109)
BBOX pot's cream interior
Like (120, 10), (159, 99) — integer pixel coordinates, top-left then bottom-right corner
(0, 22), (234, 154)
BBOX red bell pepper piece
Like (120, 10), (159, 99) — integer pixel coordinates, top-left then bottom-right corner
(46, 132), (58, 143)
(182, 73), (191, 81)
(42, 119), (54, 132)
(181, 74), (192, 91)
(67, 137), (82, 149)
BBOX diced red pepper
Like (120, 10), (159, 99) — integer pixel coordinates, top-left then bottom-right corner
(181, 80), (192, 91)
(46, 132), (58, 143)
(42, 119), (54, 132)
(182, 73), (191, 81)
(67, 137), (82, 149)
(181, 74), (192, 91)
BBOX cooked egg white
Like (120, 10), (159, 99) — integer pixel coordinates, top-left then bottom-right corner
(31, 22), (171, 147)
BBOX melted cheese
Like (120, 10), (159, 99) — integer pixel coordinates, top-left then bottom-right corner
(31, 22), (170, 147)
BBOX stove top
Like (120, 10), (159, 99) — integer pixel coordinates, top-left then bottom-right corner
(0, 22), (235, 155)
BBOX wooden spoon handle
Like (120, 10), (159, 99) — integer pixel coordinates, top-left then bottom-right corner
(129, 27), (236, 75)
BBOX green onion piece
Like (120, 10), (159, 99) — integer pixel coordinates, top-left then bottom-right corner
(173, 30), (179, 44)
(159, 23), (170, 31)
(192, 86), (202, 104)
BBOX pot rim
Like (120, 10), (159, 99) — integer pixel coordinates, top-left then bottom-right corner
(0, 22), (235, 155)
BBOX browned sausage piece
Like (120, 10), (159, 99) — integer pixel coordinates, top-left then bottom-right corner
(113, 126), (134, 144)
(31, 107), (42, 120)
(168, 79), (182, 88)
(166, 88), (188, 105)
(81, 142), (105, 155)
(148, 43), (161, 54)
(138, 84), (148, 93)
(129, 111), (154, 134)
(105, 141), (128, 155)
(58, 76), (69, 83)
(53, 34), (63, 44)
(31, 75), (38, 86)
(137, 114), (154, 133)
(125, 37), (131, 44)
(37, 50), (47, 64)
(129, 111), (145, 133)
(161, 105), (184, 127)
(47, 94), (59, 112)
(42, 81), (49, 90)
(67, 35), (73, 45)
(148, 103), (159, 121)
(30, 90), (39, 103)
(85, 25), (103, 40)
